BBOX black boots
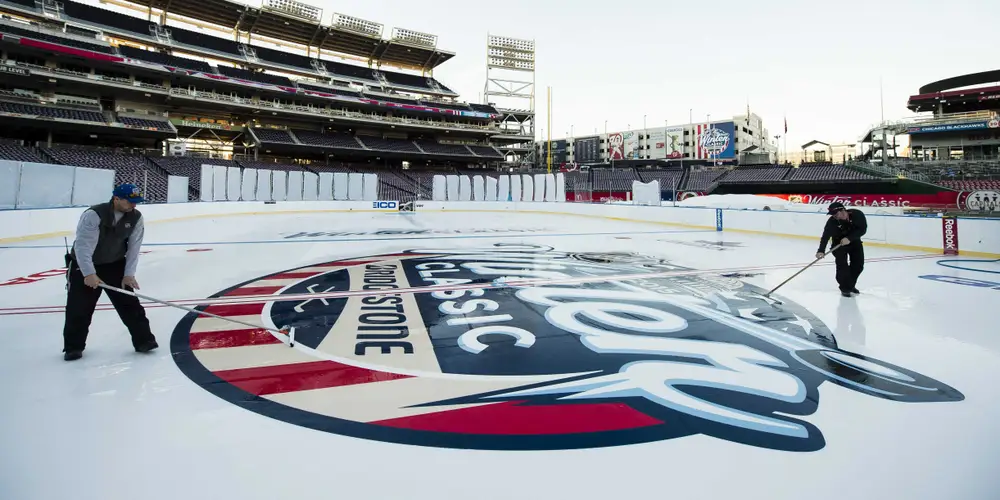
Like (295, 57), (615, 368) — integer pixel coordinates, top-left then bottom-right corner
(135, 339), (159, 353)
(63, 339), (157, 361)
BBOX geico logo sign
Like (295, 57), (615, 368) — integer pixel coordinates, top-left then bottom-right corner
(943, 219), (957, 249)
(372, 201), (397, 209)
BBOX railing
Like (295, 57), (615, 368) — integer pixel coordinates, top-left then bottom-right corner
(7, 59), (497, 132)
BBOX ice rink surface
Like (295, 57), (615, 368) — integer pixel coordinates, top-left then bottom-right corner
(1, 209), (998, 500)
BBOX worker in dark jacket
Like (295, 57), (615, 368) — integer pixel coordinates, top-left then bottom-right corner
(62, 183), (158, 361)
(816, 201), (868, 297)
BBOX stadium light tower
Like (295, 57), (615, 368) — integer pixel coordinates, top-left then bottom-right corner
(483, 34), (535, 165)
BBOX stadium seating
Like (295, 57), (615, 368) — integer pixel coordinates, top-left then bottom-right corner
(292, 131), (364, 150)
(467, 145), (503, 158)
(785, 163), (878, 182)
(684, 170), (726, 191)
(252, 128), (297, 145)
(320, 60), (377, 83)
(717, 165), (791, 184)
(469, 104), (499, 114)
(217, 66), (292, 87)
(593, 168), (639, 191)
(119, 116), (173, 131)
(0, 139), (44, 162)
(118, 46), (214, 74)
(637, 169), (684, 191)
(60, 1), (152, 37)
(149, 156), (232, 200)
(938, 179), (1000, 191)
(419, 100), (470, 112)
(357, 136), (421, 153)
(43, 147), (168, 201)
(168, 26), (242, 56)
(236, 159), (306, 172)
(0, 101), (105, 122)
(298, 83), (363, 98)
(416, 141), (474, 156)
(307, 164), (354, 174)
(0, 22), (113, 53)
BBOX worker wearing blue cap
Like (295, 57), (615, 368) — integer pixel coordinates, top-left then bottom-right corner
(62, 183), (158, 361)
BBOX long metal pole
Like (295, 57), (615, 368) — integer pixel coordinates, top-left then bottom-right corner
(98, 283), (289, 335)
(547, 86), (552, 173)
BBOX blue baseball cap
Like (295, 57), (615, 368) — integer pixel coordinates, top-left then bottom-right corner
(113, 183), (144, 203)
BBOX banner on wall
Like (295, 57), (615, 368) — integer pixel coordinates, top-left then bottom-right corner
(663, 127), (684, 159)
(607, 132), (624, 160)
(695, 122), (735, 160)
(957, 190), (999, 212)
(547, 140), (568, 164)
(648, 129), (666, 159)
(759, 192), (962, 208)
(623, 131), (641, 160)
(907, 121), (999, 134)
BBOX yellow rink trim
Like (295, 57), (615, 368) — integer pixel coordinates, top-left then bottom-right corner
(2, 206), (998, 258)
(0, 209), (394, 244)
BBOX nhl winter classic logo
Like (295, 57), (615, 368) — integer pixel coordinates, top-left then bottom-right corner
(171, 244), (963, 452)
(699, 128), (731, 154)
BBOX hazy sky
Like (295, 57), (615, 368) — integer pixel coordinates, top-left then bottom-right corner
(314, 0), (997, 149)
(86, 0), (999, 149)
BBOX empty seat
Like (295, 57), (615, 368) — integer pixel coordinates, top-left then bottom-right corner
(717, 165), (791, 184)
(252, 129), (296, 144)
(0, 141), (44, 162)
(149, 156), (232, 200)
(356, 136), (420, 153)
(119, 116), (172, 130)
(292, 131), (363, 149)
(684, 171), (725, 190)
(787, 164), (878, 182)
(467, 145), (503, 158)
(0, 23), (113, 53)
(217, 66), (292, 87)
(118, 46), (213, 73)
(0, 101), (105, 122)
(416, 142), (473, 156)
(44, 147), (168, 202)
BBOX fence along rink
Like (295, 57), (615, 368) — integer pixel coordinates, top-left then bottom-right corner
(197, 164), (379, 202)
(428, 173), (566, 202)
(0, 159), (119, 209)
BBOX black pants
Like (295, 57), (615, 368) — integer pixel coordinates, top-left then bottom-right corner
(832, 242), (864, 292)
(63, 258), (155, 352)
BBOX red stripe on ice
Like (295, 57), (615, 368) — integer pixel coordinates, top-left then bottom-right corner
(212, 360), (410, 396)
(371, 400), (663, 434)
(202, 302), (265, 317)
(190, 328), (283, 350)
(223, 286), (284, 297)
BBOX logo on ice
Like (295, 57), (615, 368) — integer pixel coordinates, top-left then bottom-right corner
(699, 128), (731, 154)
(172, 244), (964, 451)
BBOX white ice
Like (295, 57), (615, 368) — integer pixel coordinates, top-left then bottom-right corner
(0, 209), (997, 500)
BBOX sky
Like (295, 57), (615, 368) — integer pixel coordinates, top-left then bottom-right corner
(308, 0), (997, 149)
(85, 0), (1000, 150)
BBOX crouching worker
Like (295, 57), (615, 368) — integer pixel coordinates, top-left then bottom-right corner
(62, 183), (158, 361)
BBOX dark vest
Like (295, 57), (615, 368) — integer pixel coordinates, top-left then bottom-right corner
(71, 201), (142, 266)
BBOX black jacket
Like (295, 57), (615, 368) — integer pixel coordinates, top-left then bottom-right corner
(70, 201), (142, 266)
(818, 208), (867, 252)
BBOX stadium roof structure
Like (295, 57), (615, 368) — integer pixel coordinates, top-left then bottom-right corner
(918, 69), (1000, 95)
(121, 0), (454, 71)
(907, 69), (1000, 113)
